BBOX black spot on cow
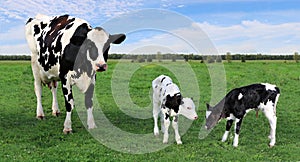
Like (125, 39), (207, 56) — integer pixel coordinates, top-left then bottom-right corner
(161, 77), (166, 83)
(165, 113), (169, 120)
(34, 25), (40, 36)
(40, 22), (47, 29)
(165, 94), (182, 114)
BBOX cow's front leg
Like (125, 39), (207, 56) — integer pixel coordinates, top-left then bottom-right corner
(50, 81), (60, 116)
(233, 117), (244, 147)
(172, 115), (182, 144)
(222, 119), (234, 142)
(85, 83), (96, 129)
(62, 81), (74, 134)
(163, 113), (170, 144)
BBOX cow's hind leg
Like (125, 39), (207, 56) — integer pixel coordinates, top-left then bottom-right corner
(85, 83), (97, 129)
(153, 101), (160, 136)
(31, 62), (44, 119)
(233, 117), (244, 147)
(263, 105), (277, 147)
(50, 81), (60, 116)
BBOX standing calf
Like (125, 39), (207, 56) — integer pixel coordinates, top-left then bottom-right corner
(152, 75), (198, 144)
(205, 83), (280, 147)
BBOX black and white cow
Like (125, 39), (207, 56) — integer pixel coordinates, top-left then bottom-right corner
(205, 83), (280, 147)
(152, 75), (198, 144)
(25, 14), (126, 133)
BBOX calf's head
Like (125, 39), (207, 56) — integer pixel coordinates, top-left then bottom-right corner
(178, 98), (198, 120)
(205, 103), (224, 130)
(83, 27), (125, 72)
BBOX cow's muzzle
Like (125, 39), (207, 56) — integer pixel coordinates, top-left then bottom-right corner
(96, 63), (108, 72)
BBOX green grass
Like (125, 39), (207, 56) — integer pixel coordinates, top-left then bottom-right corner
(0, 60), (300, 161)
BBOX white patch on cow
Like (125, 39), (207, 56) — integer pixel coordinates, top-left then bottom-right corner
(238, 93), (243, 100)
(233, 133), (239, 147)
(206, 111), (212, 119)
(87, 108), (97, 129)
(262, 83), (276, 91)
(245, 109), (252, 114)
(226, 113), (236, 120)
(222, 131), (229, 142)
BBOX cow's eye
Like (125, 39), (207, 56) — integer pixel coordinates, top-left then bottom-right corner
(187, 107), (191, 110)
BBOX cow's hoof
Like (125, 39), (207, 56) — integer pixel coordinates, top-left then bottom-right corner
(36, 116), (45, 120)
(154, 133), (159, 137)
(176, 141), (182, 145)
(52, 111), (60, 117)
(269, 144), (275, 148)
(63, 129), (72, 134)
(163, 141), (168, 144)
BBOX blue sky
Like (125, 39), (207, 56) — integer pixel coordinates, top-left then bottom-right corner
(0, 0), (299, 55)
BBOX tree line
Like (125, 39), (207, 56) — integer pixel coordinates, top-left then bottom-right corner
(0, 53), (298, 62)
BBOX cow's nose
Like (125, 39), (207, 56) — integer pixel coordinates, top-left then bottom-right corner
(96, 63), (107, 72)
(194, 116), (198, 120)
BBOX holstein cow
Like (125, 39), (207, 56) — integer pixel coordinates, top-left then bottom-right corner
(25, 14), (126, 133)
(152, 75), (198, 144)
(205, 83), (280, 147)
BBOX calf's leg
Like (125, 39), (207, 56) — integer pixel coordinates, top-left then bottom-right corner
(172, 116), (182, 144)
(233, 117), (244, 147)
(263, 106), (277, 147)
(163, 113), (170, 144)
(152, 98), (160, 136)
(222, 119), (234, 142)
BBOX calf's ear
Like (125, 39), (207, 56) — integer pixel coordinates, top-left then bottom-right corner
(109, 34), (126, 44)
(206, 103), (211, 110)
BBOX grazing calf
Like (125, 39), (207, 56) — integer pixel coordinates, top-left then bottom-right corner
(152, 75), (198, 144)
(205, 83), (280, 147)
(25, 14), (126, 133)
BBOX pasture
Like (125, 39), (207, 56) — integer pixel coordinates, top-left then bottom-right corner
(0, 60), (299, 161)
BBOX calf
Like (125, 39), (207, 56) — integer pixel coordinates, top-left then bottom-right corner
(205, 83), (280, 147)
(25, 14), (126, 133)
(152, 75), (198, 144)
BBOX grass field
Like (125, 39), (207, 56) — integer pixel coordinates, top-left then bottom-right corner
(0, 60), (300, 161)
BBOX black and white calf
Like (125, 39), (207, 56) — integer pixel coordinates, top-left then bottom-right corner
(152, 75), (198, 144)
(205, 83), (280, 147)
(25, 14), (126, 133)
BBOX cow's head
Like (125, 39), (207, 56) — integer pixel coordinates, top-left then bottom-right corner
(84, 27), (126, 72)
(205, 103), (224, 130)
(178, 97), (198, 120)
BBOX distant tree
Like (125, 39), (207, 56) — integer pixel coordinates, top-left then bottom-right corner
(137, 55), (145, 63)
(241, 56), (246, 62)
(147, 55), (152, 62)
(171, 55), (176, 62)
(293, 52), (299, 63)
(156, 51), (162, 62)
(226, 52), (232, 63)
(207, 56), (215, 63)
(216, 56), (222, 63)
(183, 55), (189, 62)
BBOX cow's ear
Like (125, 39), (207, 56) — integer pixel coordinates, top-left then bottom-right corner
(206, 103), (211, 110)
(109, 34), (126, 44)
(180, 100), (184, 105)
